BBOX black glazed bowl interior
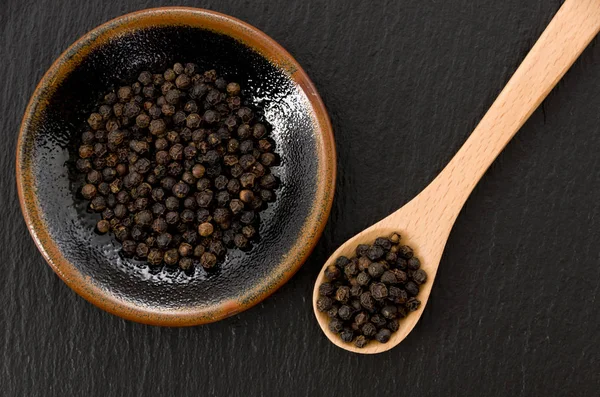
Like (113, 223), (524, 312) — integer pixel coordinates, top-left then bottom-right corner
(17, 8), (335, 325)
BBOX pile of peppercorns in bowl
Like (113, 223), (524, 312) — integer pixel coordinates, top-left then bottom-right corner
(316, 233), (427, 348)
(76, 62), (279, 272)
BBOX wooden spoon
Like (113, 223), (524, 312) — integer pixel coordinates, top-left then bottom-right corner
(313, 0), (600, 354)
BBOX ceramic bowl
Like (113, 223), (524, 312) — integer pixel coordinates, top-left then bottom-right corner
(16, 7), (335, 325)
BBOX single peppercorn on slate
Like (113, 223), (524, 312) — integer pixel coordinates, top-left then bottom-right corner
(317, 233), (427, 348)
(76, 63), (279, 271)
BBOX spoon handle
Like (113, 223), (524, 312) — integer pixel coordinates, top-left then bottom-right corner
(419, 0), (600, 219)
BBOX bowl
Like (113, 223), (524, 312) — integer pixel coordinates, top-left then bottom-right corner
(16, 7), (335, 326)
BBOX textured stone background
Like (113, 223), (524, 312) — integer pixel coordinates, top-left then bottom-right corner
(1, 0), (599, 396)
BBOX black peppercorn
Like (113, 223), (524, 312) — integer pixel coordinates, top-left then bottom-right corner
(381, 305), (398, 319)
(76, 158), (93, 173)
(356, 244), (370, 257)
(114, 204), (127, 219)
(172, 182), (189, 198)
(357, 257), (371, 272)
(161, 176), (177, 191)
(230, 164), (244, 178)
(370, 282), (388, 300)
(361, 322), (377, 337)
(214, 191), (229, 208)
(96, 219), (110, 234)
(180, 209), (195, 223)
(227, 199), (243, 215)
(90, 196), (107, 212)
(344, 261), (359, 278)
(164, 249), (179, 266)
(380, 270), (398, 285)
(396, 258), (408, 270)
(196, 208), (210, 223)
(193, 245), (205, 258)
(151, 202), (166, 217)
(386, 319), (400, 332)
(366, 245), (385, 261)
(165, 211), (179, 225)
(104, 91), (117, 104)
(338, 305), (353, 321)
(241, 225), (256, 239)
(156, 232), (172, 249)
(152, 217), (168, 234)
(324, 265), (341, 281)
(385, 251), (398, 264)
(340, 329), (354, 343)
(405, 281), (419, 297)
(354, 335), (368, 348)
(375, 329), (392, 343)
(370, 314), (387, 328)
(260, 152), (277, 167)
(319, 282), (335, 296)
(147, 249), (163, 266)
(197, 222), (213, 237)
(213, 208), (230, 224)
(190, 164), (205, 179)
(179, 257), (193, 270)
(360, 292), (375, 311)
(350, 284), (362, 298)
(81, 184), (97, 200)
(138, 71), (152, 86)
(327, 305), (339, 319)
(388, 286), (408, 304)
(406, 298), (421, 312)
(97, 182), (110, 196)
(182, 63), (196, 76)
(136, 243), (149, 258)
(260, 189), (274, 202)
(175, 74), (191, 89)
(367, 262), (386, 279)
(87, 170), (102, 185)
(411, 269), (427, 284)
(398, 245), (414, 259)
(354, 312), (369, 327)
(407, 257), (420, 270)
(374, 237), (392, 251)
(316, 296), (334, 312)
(239, 189), (254, 204)
(200, 252), (217, 269)
(129, 225), (145, 242)
(237, 107), (253, 122)
(134, 198), (149, 211)
(183, 196), (197, 210)
(114, 225), (129, 242)
(239, 154), (256, 170)
(356, 272), (371, 286)
(178, 243), (193, 257)
(196, 190), (213, 207)
(122, 240), (137, 256)
(239, 140), (253, 154)
(106, 194), (117, 208)
(328, 318), (344, 334)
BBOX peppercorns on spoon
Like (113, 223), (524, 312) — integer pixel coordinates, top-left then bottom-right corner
(313, 0), (600, 353)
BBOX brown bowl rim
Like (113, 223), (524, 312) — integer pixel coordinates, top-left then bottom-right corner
(16, 7), (336, 326)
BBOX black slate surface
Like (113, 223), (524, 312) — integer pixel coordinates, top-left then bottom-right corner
(1, 0), (599, 395)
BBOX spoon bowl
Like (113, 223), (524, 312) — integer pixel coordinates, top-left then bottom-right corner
(313, 191), (453, 354)
(312, 227), (436, 354)
(313, 0), (600, 353)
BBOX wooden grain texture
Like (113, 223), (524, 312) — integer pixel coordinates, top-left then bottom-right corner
(314, 0), (600, 354)
(1, 0), (599, 395)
